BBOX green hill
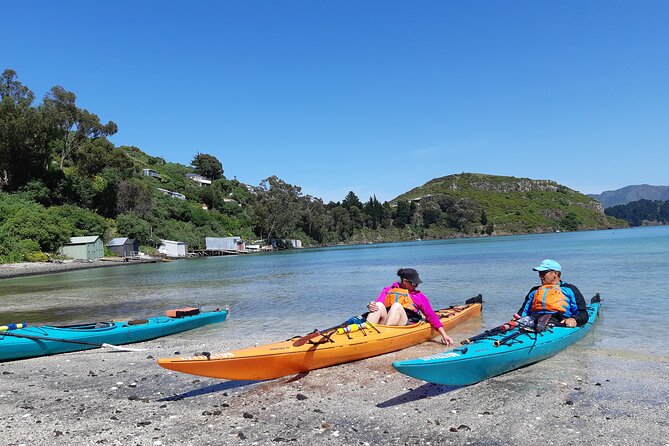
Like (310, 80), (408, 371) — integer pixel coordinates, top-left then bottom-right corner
(392, 173), (626, 236)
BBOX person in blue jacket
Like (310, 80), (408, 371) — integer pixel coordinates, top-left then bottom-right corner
(517, 259), (588, 327)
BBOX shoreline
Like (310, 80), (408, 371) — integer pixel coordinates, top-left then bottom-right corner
(0, 225), (645, 281)
(0, 258), (160, 280)
(1, 330), (667, 445)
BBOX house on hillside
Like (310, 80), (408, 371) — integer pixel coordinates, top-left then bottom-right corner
(157, 188), (186, 200)
(409, 195), (434, 204)
(158, 240), (188, 257)
(185, 173), (212, 186)
(107, 238), (139, 258)
(205, 236), (245, 253)
(142, 169), (162, 179)
(59, 236), (104, 260)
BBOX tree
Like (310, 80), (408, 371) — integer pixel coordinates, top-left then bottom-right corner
(0, 70), (55, 190)
(53, 204), (109, 238)
(480, 209), (488, 225)
(393, 201), (413, 228)
(42, 86), (117, 170)
(299, 196), (333, 243)
(348, 205), (366, 230)
(116, 179), (153, 218)
(560, 212), (581, 231)
(331, 205), (353, 239)
(342, 191), (362, 210)
(115, 213), (154, 245)
(421, 201), (443, 226)
(75, 138), (116, 177)
(363, 196), (383, 229)
(447, 198), (479, 232)
(380, 202), (393, 228)
(0, 205), (71, 253)
(191, 153), (223, 180)
(249, 176), (302, 242)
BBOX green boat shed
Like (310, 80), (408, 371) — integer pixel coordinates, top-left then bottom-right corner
(58, 236), (104, 260)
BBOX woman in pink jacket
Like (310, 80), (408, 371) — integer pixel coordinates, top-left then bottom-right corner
(366, 268), (453, 346)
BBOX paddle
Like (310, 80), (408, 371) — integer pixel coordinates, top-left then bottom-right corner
(493, 330), (526, 347)
(461, 315), (520, 345)
(0, 331), (146, 352)
(292, 316), (365, 347)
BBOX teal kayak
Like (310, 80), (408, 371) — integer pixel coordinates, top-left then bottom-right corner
(0, 307), (228, 361)
(392, 296), (601, 386)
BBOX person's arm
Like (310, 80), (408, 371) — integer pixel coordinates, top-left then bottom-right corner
(561, 284), (588, 327)
(517, 287), (538, 316)
(412, 292), (452, 344)
(436, 326), (453, 346)
(368, 286), (391, 312)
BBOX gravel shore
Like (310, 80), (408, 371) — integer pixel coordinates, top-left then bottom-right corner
(0, 259), (159, 280)
(1, 329), (667, 446)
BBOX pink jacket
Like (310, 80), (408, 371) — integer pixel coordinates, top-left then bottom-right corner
(375, 282), (444, 330)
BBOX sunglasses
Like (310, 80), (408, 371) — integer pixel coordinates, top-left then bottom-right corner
(538, 270), (554, 276)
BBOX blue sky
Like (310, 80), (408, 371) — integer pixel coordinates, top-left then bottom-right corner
(3, 1), (668, 202)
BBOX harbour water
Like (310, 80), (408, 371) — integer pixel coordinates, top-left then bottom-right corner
(1, 226), (668, 357)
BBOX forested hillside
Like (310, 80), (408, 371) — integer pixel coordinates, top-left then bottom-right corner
(605, 199), (669, 226)
(0, 70), (627, 263)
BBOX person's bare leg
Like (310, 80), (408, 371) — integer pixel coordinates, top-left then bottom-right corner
(366, 304), (388, 324)
(386, 302), (408, 326)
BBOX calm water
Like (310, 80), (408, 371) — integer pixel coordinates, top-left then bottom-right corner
(1, 226), (668, 356)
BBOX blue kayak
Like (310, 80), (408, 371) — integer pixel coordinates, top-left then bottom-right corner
(392, 296), (601, 386)
(0, 307), (228, 361)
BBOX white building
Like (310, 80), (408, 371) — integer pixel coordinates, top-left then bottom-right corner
(185, 173), (212, 186)
(157, 188), (186, 200)
(158, 240), (188, 257)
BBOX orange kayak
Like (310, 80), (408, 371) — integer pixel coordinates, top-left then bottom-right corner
(157, 295), (482, 380)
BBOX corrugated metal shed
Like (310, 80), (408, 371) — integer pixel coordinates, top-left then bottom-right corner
(59, 236), (104, 260)
(107, 238), (139, 257)
(205, 237), (243, 251)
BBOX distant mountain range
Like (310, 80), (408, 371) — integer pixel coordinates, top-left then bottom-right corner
(588, 185), (669, 208)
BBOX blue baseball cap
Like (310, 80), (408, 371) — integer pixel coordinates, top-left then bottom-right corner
(532, 259), (562, 272)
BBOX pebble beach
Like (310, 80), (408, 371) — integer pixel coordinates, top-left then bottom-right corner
(0, 259), (159, 281)
(1, 327), (668, 446)
(2, 229), (669, 446)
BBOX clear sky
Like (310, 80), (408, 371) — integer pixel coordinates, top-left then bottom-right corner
(3, 1), (668, 202)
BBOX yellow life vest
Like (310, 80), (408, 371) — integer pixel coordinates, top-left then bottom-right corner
(383, 287), (418, 313)
(530, 284), (568, 314)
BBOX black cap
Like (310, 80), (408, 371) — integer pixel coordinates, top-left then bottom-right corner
(398, 268), (422, 285)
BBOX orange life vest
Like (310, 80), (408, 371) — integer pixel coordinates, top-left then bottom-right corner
(383, 287), (418, 313)
(530, 284), (568, 314)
